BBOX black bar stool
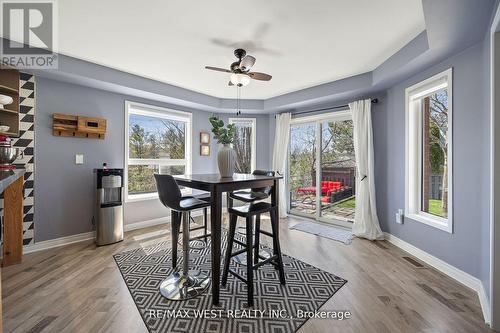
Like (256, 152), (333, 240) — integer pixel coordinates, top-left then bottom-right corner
(228, 170), (274, 204)
(228, 170), (274, 265)
(222, 201), (286, 307)
(177, 191), (210, 250)
(154, 174), (211, 301)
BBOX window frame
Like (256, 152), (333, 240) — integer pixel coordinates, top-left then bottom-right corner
(405, 68), (453, 233)
(287, 110), (355, 229)
(124, 101), (192, 202)
(228, 117), (257, 173)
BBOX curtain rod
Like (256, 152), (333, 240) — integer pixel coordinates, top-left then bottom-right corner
(276, 98), (379, 117)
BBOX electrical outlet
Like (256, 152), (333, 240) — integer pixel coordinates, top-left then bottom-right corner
(396, 209), (404, 224)
(75, 154), (84, 165)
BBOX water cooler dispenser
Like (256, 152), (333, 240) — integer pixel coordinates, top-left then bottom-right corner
(93, 168), (124, 246)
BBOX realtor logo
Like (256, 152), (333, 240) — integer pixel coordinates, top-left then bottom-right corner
(1, 0), (57, 69)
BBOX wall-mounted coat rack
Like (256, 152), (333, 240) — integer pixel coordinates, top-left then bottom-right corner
(53, 113), (106, 139)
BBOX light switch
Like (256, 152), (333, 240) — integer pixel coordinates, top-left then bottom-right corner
(75, 154), (84, 165)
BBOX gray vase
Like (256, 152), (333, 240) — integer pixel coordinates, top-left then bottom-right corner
(217, 144), (235, 178)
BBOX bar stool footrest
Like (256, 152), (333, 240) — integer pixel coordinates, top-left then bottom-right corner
(228, 269), (248, 283)
(252, 255), (278, 270)
(233, 239), (246, 247)
(259, 230), (273, 237)
(230, 248), (247, 257)
(189, 233), (211, 241)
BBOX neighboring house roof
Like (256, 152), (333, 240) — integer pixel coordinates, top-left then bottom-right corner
(322, 158), (356, 169)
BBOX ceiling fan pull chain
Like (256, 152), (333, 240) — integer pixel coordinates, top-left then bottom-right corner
(237, 86), (241, 115)
(235, 86), (239, 116)
(239, 86), (242, 115)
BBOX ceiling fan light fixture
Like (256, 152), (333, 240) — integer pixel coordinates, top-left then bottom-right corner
(230, 73), (251, 87)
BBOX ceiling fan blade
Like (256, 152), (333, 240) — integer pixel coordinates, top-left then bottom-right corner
(228, 81), (234, 86)
(239, 55), (256, 71)
(248, 72), (272, 81)
(205, 66), (232, 73)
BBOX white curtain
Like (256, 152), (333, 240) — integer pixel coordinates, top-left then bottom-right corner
(272, 113), (291, 218)
(349, 99), (384, 240)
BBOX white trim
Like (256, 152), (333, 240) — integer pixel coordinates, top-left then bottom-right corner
(124, 209), (207, 231)
(23, 232), (95, 254)
(124, 216), (170, 231)
(490, 25), (496, 333)
(127, 192), (159, 202)
(126, 186), (193, 202)
(480, 283), (492, 325)
(23, 209), (210, 254)
(288, 109), (355, 228)
(228, 117), (257, 172)
(405, 68), (453, 233)
(124, 101), (193, 202)
(127, 101), (193, 121)
(315, 121), (321, 220)
(384, 232), (490, 324)
(128, 158), (188, 165)
(491, 8), (500, 327)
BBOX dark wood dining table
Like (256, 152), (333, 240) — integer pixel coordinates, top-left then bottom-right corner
(172, 173), (282, 306)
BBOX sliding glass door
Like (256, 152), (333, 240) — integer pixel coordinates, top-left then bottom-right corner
(288, 111), (356, 226)
(289, 122), (317, 216)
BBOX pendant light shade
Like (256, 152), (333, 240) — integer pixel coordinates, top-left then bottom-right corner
(230, 73), (251, 87)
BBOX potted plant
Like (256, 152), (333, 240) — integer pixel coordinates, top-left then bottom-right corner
(209, 116), (236, 177)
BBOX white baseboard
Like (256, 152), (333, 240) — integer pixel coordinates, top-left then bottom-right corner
(384, 232), (491, 325)
(24, 231), (95, 254)
(479, 282), (491, 325)
(23, 210), (210, 254)
(124, 209), (208, 232)
(124, 216), (170, 231)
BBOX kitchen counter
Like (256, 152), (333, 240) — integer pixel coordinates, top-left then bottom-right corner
(0, 168), (25, 332)
(0, 169), (25, 193)
(0, 168), (25, 267)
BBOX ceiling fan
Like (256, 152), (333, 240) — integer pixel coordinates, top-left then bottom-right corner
(205, 49), (272, 87)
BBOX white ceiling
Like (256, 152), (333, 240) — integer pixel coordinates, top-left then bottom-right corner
(55, 0), (424, 99)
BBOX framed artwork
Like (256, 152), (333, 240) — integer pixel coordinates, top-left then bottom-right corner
(200, 145), (210, 156)
(200, 132), (210, 144)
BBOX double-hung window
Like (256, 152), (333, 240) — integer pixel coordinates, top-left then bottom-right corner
(405, 69), (453, 232)
(228, 118), (256, 173)
(125, 101), (192, 201)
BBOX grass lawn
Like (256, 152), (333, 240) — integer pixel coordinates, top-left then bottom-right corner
(428, 199), (445, 217)
(332, 197), (444, 216)
(336, 197), (356, 208)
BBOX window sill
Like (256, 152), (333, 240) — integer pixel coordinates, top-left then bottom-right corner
(126, 193), (159, 203)
(405, 212), (452, 233)
(125, 188), (195, 203)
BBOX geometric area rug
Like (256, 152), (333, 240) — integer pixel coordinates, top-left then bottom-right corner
(114, 230), (347, 333)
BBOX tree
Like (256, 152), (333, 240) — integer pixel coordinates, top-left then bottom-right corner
(288, 120), (356, 207)
(428, 91), (449, 216)
(233, 125), (252, 173)
(289, 124), (316, 191)
(160, 120), (185, 159)
(127, 119), (186, 194)
(321, 120), (355, 166)
(129, 124), (149, 158)
(128, 124), (154, 194)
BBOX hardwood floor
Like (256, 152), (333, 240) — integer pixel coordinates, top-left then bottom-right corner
(2, 215), (492, 333)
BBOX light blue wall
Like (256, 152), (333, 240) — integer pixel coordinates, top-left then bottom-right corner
(372, 40), (490, 279)
(30, 2), (497, 291)
(276, 37), (491, 284)
(35, 77), (271, 242)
